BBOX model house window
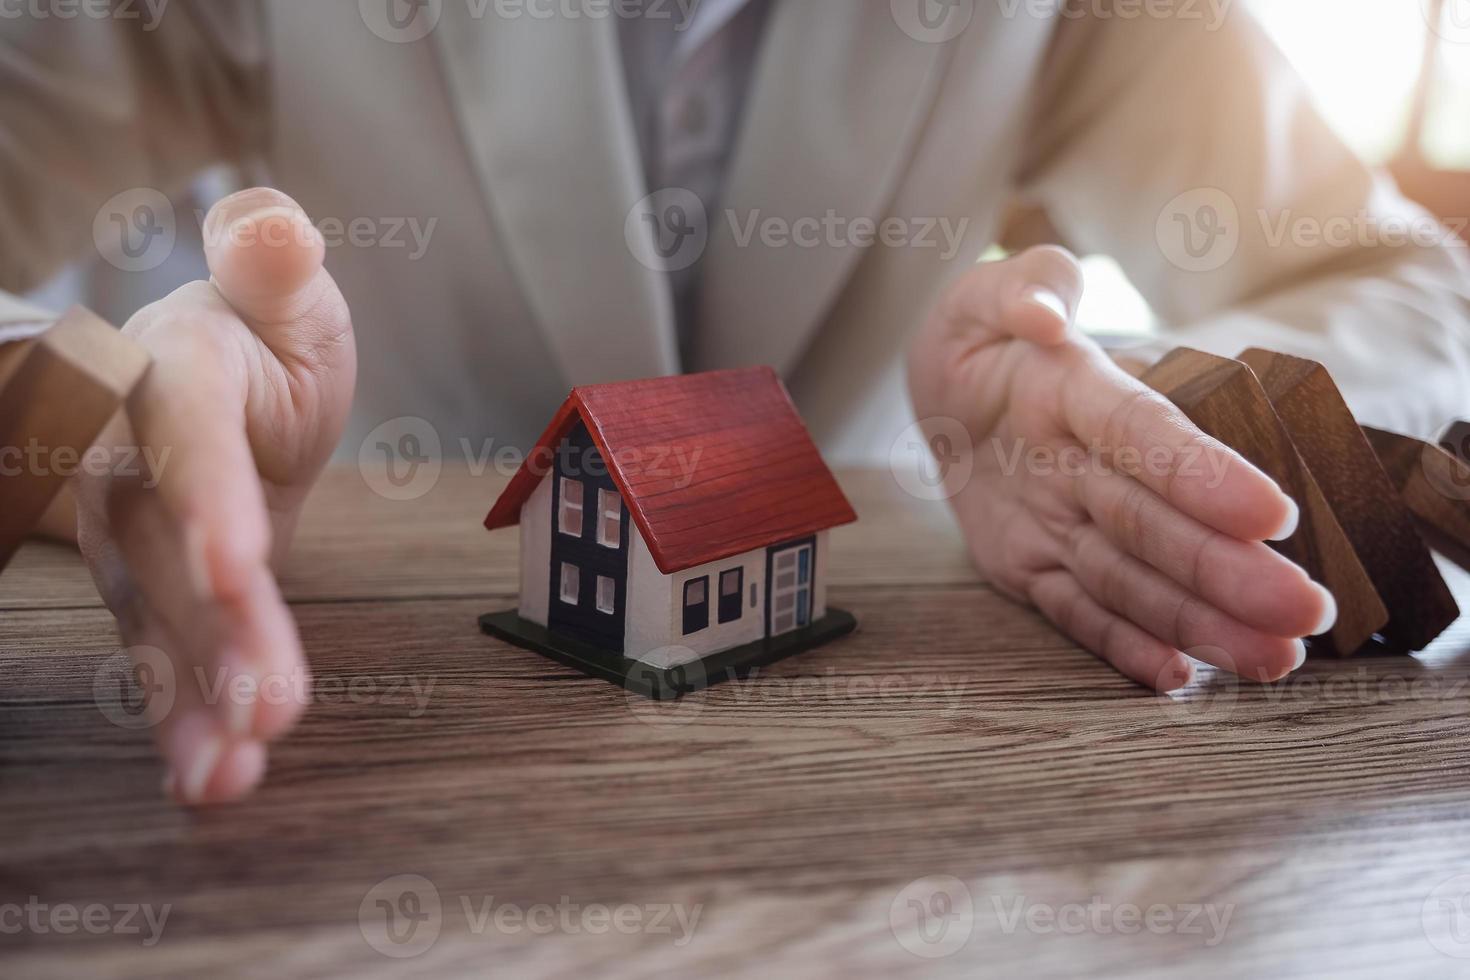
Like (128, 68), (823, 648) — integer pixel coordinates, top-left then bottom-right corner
(683, 577), (709, 634)
(596, 575), (616, 615)
(558, 478), (584, 537)
(597, 488), (622, 548)
(718, 569), (743, 624)
(559, 562), (580, 604)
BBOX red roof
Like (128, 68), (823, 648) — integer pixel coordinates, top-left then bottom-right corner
(484, 367), (857, 574)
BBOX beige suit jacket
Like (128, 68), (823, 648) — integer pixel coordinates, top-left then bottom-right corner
(2, 1), (1467, 461)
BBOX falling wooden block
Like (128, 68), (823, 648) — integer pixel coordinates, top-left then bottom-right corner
(1238, 349), (1458, 651)
(1142, 348), (1388, 657)
(0, 307), (150, 571)
(1363, 426), (1470, 575)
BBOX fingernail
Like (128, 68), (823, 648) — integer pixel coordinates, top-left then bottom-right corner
(1291, 639), (1308, 672)
(1268, 496), (1300, 542)
(230, 205), (305, 249)
(163, 711), (223, 805)
(1024, 287), (1070, 323)
(1311, 584), (1338, 637)
(178, 733), (222, 804)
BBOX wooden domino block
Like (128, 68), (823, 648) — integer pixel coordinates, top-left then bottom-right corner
(1363, 426), (1470, 575)
(0, 307), (150, 571)
(1142, 348), (1388, 657)
(1441, 421), (1470, 466)
(1238, 349), (1458, 651)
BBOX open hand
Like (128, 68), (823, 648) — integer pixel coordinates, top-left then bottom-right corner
(77, 189), (356, 803)
(908, 246), (1336, 689)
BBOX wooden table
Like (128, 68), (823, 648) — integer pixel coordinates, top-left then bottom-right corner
(5, 464), (1470, 978)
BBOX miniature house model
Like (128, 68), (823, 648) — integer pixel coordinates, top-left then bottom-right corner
(480, 367), (858, 696)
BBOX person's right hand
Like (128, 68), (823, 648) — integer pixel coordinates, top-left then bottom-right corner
(76, 188), (357, 805)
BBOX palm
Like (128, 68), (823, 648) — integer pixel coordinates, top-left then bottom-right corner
(909, 247), (1329, 691)
(78, 189), (356, 804)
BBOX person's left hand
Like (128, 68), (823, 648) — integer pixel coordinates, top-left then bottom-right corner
(907, 245), (1336, 689)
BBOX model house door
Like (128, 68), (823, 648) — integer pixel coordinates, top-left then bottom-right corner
(767, 541), (814, 637)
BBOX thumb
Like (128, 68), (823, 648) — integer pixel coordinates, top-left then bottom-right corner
(202, 188), (349, 364)
(940, 244), (1085, 348)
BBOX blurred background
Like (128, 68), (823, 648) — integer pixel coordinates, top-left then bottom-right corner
(1039, 0), (1470, 336)
(25, 0), (1470, 340)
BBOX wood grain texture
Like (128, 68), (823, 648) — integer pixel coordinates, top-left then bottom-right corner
(1364, 426), (1470, 574)
(0, 307), (149, 570)
(1239, 349), (1458, 651)
(4, 465), (1470, 978)
(1142, 349), (1388, 656)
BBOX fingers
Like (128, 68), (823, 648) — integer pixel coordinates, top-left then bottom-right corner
(118, 304), (308, 712)
(159, 694), (268, 806)
(108, 483), (308, 742)
(1029, 570), (1194, 692)
(1065, 523), (1306, 682)
(81, 284), (312, 802)
(938, 244), (1085, 347)
(75, 188), (354, 807)
(122, 284), (272, 600)
(1058, 353), (1297, 544)
(1074, 469), (1335, 639)
(202, 187), (353, 377)
(112, 614), (273, 806)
